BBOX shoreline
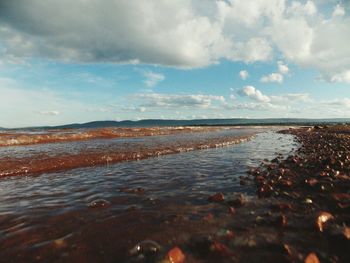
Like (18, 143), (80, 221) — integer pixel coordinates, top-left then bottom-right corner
(0, 126), (348, 262)
(166, 125), (349, 263)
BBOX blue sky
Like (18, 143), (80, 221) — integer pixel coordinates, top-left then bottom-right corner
(0, 0), (349, 128)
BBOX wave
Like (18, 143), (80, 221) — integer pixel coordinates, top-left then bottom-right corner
(0, 133), (253, 177)
(0, 127), (223, 147)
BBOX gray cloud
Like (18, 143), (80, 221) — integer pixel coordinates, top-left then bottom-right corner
(0, 0), (229, 67)
(0, 0), (349, 82)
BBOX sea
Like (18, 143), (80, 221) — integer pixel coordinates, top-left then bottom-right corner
(0, 124), (302, 262)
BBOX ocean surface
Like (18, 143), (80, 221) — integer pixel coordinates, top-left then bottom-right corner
(0, 127), (298, 262)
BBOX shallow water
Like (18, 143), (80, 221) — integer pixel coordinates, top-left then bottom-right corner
(0, 127), (255, 176)
(0, 129), (298, 262)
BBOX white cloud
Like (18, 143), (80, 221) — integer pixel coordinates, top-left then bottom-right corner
(39, 110), (60, 116)
(286, 1), (317, 17)
(239, 70), (249, 80)
(228, 37), (273, 63)
(237, 85), (309, 105)
(270, 93), (310, 103)
(260, 73), (284, 83)
(260, 61), (289, 83)
(333, 4), (345, 17)
(235, 102), (288, 111)
(323, 98), (350, 108)
(237, 86), (270, 103)
(278, 61), (289, 74)
(134, 93), (225, 108)
(143, 71), (165, 87)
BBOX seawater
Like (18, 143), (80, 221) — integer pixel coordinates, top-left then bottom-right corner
(0, 128), (298, 262)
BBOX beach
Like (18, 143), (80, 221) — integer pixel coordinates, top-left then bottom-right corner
(0, 125), (349, 262)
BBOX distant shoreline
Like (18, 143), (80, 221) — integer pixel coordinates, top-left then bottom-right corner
(1, 118), (350, 130)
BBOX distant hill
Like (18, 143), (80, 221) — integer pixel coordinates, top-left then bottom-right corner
(20, 118), (350, 130)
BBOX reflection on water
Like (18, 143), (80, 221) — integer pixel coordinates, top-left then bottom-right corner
(0, 129), (298, 262)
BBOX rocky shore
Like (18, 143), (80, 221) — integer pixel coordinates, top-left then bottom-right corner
(127, 125), (349, 263)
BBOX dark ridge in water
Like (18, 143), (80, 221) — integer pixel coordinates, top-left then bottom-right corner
(3, 118), (350, 130)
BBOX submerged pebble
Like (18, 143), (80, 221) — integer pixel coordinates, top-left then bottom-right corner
(88, 199), (111, 208)
(129, 240), (161, 259)
(208, 192), (225, 202)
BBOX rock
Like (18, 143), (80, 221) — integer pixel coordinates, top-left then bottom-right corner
(315, 211), (334, 232)
(129, 240), (161, 259)
(329, 225), (350, 242)
(271, 157), (280, 163)
(208, 192), (225, 202)
(344, 227), (350, 240)
(278, 179), (293, 188)
(203, 213), (214, 221)
(227, 193), (247, 207)
(217, 229), (234, 240)
(271, 203), (293, 211)
(188, 235), (213, 256)
(304, 252), (320, 263)
(167, 247), (185, 263)
(276, 214), (288, 228)
(331, 193), (350, 202)
(304, 198), (313, 204)
(228, 206), (236, 215)
(257, 184), (273, 198)
(210, 241), (234, 258)
(305, 178), (318, 187)
(88, 199), (110, 208)
(255, 175), (265, 182)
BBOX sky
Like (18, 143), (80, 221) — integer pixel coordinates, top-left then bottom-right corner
(0, 0), (349, 128)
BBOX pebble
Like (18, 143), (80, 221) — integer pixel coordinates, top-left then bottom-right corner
(129, 240), (161, 259)
(208, 192), (225, 202)
(257, 184), (273, 198)
(315, 211), (334, 232)
(167, 247), (185, 263)
(227, 193), (247, 207)
(276, 214), (288, 228)
(304, 252), (320, 263)
(88, 199), (110, 208)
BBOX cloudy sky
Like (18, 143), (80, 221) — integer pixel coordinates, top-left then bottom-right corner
(0, 0), (349, 128)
